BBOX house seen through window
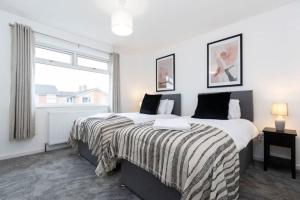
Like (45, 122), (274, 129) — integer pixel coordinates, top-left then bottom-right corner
(34, 46), (110, 106)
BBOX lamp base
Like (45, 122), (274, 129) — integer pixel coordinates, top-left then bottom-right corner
(275, 120), (285, 132)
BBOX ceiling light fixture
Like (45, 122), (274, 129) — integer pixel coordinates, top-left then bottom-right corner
(111, 0), (133, 36)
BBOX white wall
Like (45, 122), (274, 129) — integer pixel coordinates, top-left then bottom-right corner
(120, 2), (300, 167)
(120, 53), (155, 112)
(0, 9), (112, 160)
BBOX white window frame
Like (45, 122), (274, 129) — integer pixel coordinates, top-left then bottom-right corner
(76, 53), (110, 71)
(34, 43), (112, 108)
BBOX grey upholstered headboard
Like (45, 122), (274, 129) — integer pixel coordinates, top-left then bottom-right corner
(161, 94), (181, 116)
(199, 90), (253, 121)
(230, 90), (253, 122)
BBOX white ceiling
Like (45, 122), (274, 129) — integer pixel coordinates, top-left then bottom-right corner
(0, 0), (296, 53)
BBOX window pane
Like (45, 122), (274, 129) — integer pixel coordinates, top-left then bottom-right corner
(77, 56), (108, 70)
(35, 63), (109, 105)
(35, 47), (72, 64)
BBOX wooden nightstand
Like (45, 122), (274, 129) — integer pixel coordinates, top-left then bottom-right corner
(263, 127), (297, 179)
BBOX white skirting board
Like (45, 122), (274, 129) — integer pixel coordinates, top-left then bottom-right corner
(0, 144), (69, 160)
(0, 148), (45, 161)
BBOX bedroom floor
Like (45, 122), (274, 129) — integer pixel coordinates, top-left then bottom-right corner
(0, 149), (299, 200)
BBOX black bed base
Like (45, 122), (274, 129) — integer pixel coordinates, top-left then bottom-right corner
(78, 140), (253, 200)
(239, 140), (254, 175)
(78, 140), (98, 166)
(121, 159), (181, 200)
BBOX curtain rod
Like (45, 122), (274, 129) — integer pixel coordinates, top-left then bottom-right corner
(9, 23), (112, 55)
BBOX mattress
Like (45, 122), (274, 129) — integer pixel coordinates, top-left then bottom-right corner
(181, 117), (259, 151)
(85, 112), (179, 124)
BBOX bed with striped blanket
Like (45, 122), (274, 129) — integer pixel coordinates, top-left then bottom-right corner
(98, 122), (240, 200)
(69, 114), (134, 174)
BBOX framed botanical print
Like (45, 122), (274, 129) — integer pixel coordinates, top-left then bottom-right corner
(207, 34), (243, 88)
(156, 54), (175, 92)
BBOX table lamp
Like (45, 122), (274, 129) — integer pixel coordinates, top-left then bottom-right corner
(272, 103), (288, 132)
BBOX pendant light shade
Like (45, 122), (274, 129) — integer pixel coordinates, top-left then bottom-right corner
(111, 10), (133, 36)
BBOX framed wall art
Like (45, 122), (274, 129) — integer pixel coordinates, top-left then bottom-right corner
(156, 54), (175, 92)
(207, 34), (243, 88)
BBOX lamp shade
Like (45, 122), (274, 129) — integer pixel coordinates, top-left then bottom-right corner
(111, 10), (133, 36)
(272, 103), (288, 116)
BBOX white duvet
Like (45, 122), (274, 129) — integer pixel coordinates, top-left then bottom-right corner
(181, 116), (259, 151)
(89, 112), (179, 124)
(87, 112), (258, 151)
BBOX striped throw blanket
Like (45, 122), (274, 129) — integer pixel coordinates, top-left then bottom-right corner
(69, 114), (134, 175)
(98, 122), (239, 200)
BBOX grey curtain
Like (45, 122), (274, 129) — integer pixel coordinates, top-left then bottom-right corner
(111, 53), (120, 113)
(9, 23), (35, 140)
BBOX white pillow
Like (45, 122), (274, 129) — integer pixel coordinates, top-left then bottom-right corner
(157, 99), (169, 114)
(165, 100), (175, 114)
(228, 99), (241, 119)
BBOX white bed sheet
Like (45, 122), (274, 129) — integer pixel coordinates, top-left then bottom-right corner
(181, 116), (259, 151)
(89, 112), (178, 124)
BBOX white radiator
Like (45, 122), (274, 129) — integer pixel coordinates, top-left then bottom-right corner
(47, 108), (109, 145)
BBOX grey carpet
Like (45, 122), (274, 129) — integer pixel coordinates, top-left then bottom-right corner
(0, 149), (139, 200)
(0, 149), (299, 200)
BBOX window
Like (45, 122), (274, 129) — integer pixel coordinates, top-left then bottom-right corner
(82, 97), (91, 103)
(77, 56), (108, 70)
(34, 45), (110, 106)
(67, 97), (74, 103)
(35, 47), (72, 64)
